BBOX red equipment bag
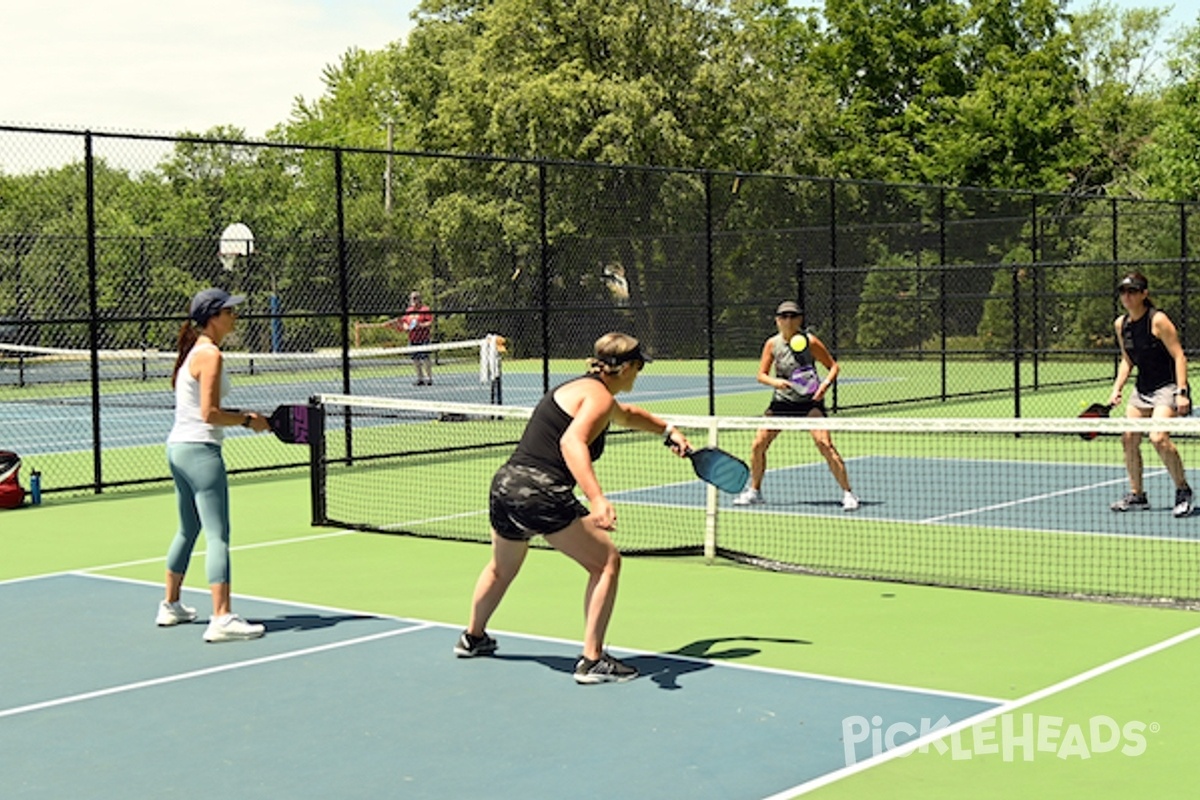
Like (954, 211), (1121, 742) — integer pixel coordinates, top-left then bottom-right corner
(0, 450), (25, 509)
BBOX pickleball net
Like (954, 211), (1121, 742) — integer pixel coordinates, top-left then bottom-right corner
(309, 393), (1200, 608)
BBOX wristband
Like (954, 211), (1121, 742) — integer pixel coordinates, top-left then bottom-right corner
(1176, 387), (1190, 398)
(241, 414), (253, 428)
(662, 423), (676, 442)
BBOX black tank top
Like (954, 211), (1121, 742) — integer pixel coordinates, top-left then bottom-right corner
(507, 374), (608, 484)
(1121, 309), (1175, 394)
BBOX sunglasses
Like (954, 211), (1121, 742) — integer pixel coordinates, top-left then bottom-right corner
(776, 313), (802, 319)
(1118, 287), (1145, 295)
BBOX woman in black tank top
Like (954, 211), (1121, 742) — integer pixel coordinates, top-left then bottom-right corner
(454, 333), (694, 684)
(1108, 272), (1193, 517)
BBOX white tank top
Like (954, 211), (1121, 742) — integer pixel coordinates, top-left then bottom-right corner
(167, 343), (232, 445)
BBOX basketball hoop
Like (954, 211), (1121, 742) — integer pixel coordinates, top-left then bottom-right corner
(218, 223), (254, 272)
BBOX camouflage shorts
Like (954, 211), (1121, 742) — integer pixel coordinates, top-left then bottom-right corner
(489, 462), (587, 541)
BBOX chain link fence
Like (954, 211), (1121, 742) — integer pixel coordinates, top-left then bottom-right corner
(2, 125), (1197, 496)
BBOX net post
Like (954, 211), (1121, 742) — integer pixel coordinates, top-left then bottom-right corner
(308, 397), (327, 527)
(704, 417), (720, 564)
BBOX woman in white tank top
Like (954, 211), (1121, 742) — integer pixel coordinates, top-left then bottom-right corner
(156, 288), (271, 643)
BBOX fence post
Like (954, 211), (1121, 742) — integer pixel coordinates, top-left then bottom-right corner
(1180, 203), (1189, 351)
(1111, 198), (1120, 381)
(538, 162), (550, 394)
(334, 149), (354, 463)
(705, 171), (716, 416)
(85, 132), (103, 494)
(1031, 194), (1040, 392)
(938, 188), (947, 402)
(828, 178), (838, 412)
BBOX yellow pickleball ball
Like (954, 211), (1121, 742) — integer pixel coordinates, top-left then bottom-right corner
(789, 334), (808, 352)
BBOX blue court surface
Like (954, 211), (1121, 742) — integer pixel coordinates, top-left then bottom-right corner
(2, 371), (886, 455)
(614, 455), (1200, 540)
(2, 373), (485, 455)
(1, 574), (998, 799)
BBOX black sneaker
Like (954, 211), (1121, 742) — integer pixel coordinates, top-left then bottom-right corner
(1110, 492), (1149, 512)
(573, 652), (638, 684)
(1174, 486), (1194, 518)
(453, 631), (498, 658)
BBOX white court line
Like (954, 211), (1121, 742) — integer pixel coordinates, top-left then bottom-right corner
(919, 473), (1146, 524)
(79, 572), (422, 625)
(714, 458), (1192, 543)
(766, 623), (1200, 799)
(8, 572), (1005, 711)
(71, 528), (363, 574)
(0, 623), (434, 720)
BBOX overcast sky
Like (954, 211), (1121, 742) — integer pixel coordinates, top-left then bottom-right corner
(1, 0), (1193, 141)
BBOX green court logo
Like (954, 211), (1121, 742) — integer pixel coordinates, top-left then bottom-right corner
(842, 714), (1154, 766)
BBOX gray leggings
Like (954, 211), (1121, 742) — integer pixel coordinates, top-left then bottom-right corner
(166, 443), (232, 585)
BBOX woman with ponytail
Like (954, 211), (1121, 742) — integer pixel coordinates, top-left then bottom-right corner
(157, 288), (270, 642)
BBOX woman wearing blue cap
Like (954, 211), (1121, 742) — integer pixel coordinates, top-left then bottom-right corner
(454, 332), (693, 683)
(156, 288), (271, 642)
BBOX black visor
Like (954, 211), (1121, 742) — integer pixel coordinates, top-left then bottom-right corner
(600, 346), (653, 366)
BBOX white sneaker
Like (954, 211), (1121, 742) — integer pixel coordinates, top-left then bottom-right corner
(842, 491), (860, 512)
(156, 600), (198, 626)
(1174, 487), (1193, 519)
(733, 487), (764, 506)
(203, 614), (265, 643)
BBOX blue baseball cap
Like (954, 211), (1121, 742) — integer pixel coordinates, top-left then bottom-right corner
(190, 288), (245, 326)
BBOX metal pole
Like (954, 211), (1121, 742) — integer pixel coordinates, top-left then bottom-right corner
(539, 162), (550, 393)
(939, 188), (947, 402)
(85, 132), (103, 493)
(705, 172), (715, 416)
(384, 121), (394, 216)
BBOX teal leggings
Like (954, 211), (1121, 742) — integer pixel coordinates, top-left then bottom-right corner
(166, 443), (232, 585)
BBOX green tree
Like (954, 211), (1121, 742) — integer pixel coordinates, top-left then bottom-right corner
(1134, 22), (1200, 200)
(815, 0), (967, 183)
(1068, 3), (1170, 193)
(926, 0), (1083, 191)
(855, 248), (939, 351)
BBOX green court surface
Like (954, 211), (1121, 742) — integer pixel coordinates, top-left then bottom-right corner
(2, 474), (1198, 798)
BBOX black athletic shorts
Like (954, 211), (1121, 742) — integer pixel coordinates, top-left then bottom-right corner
(766, 398), (826, 417)
(488, 462), (587, 541)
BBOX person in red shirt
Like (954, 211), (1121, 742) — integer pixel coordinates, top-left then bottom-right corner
(400, 291), (434, 386)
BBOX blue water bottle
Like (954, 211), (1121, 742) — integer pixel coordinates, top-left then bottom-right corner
(30, 470), (42, 505)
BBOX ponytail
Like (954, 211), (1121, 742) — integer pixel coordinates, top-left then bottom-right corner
(171, 321), (199, 388)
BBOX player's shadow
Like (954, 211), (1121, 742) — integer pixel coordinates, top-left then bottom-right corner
(259, 613), (379, 633)
(630, 654), (714, 690)
(492, 653), (578, 676)
(636, 636), (812, 690)
(765, 498), (881, 509)
(492, 652), (714, 690)
(669, 635), (812, 660)
(493, 635), (810, 690)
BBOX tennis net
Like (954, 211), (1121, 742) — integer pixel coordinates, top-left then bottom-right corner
(0, 338), (503, 409)
(309, 393), (1200, 608)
